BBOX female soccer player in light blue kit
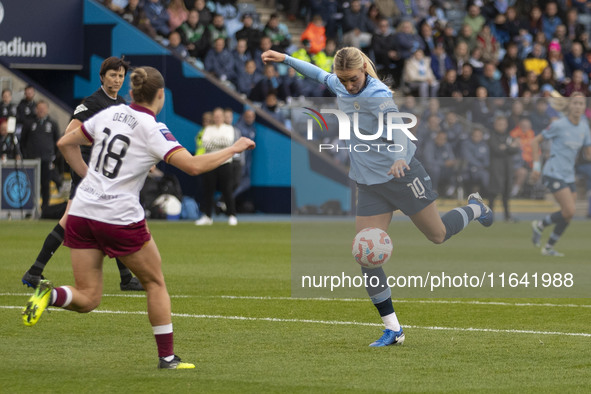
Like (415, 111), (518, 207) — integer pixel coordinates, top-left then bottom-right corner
(261, 48), (493, 347)
(531, 93), (591, 256)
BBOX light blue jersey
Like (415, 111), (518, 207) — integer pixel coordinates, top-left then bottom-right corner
(541, 116), (591, 183)
(284, 55), (417, 185)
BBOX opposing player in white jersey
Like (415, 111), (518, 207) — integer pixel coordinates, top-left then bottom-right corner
(531, 92), (591, 256)
(22, 66), (255, 369)
(262, 48), (493, 347)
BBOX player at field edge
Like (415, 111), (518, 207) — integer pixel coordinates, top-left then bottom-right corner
(530, 92), (591, 256)
(21, 66), (255, 369)
(261, 47), (493, 347)
(21, 57), (145, 291)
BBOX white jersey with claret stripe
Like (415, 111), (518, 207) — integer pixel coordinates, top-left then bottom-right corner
(69, 103), (184, 225)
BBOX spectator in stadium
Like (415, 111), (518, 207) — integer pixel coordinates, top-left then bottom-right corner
(235, 13), (263, 57)
(479, 63), (505, 97)
(509, 117), (535, 197)
(393, 0), (419, 22)
(547, 40), (567, 85)
(206, 13), (229, 47)
(440, 23), (457, 57)
(468, 46), (485, 76)
(262, 46), (493, 348)
(563, 69), (589, 97)
(524, 43), (550, 76)
(23, 66), (254, 369)
(144, 0), (171, 38)
(526, 5), (543, 37)
(233, 109), (256, 199)
(453, 41), (471, 76)
(414, 113), (442, 158)
(280, 67), (305, 100)
(300, 14), (327, 56)
(431, 42), (454, 82)
(261, 92), (287, 126)
(538, 66), (558, 89)
(193, 0), (212, 27)
(341, 0), (374, 50)
(502, 7), (524, 41)
(371, 18), (399, 83)
(403, 49), (438, 97)
(167, 31), (189, 59)
(0, 117), (21, 161)
(263, 13), (292, 53)
(565, 8), (586, 43)
(462, 127), (490, 196)
(254, 36), (273, 73)
(423, 131), (458, 197)
(20, 57), (144, 291)
(499, 41), (526, 79)
(463, 4), (485, 41)
(248, 63), (283, 102)
(441, 111), (466, 155)
(530, 98), (553, 134)
(488, 115), (520, 222)
(167, 0), (188, 31)
(457, 63), (478, 97)
(393, 19), (425, 60)
(470, 86), (492, 126)
(312, 38), (337, 73)
(204, 37), (236, 85)
(564, 42), (591, 80)
(120, 0), (158, 39)
(531, 93), (591, 255)
(542, 1), (562, 41)
(521, 70), (541, 96)
(195, 107), (241, 226)
(1, 88), (17, 118)
(500, 62), (522, 98)
(20, 100), (61, 212)
(16, 85), (36, 132)
(177, 9), (209, 59)
(476, 24), (500, 64)
(236, 59), (262, 97)
(418, 22), (435, 57)
(437, 68), (461, 98)
(232, 38), (253, 76)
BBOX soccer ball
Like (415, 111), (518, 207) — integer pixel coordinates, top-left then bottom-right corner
(352, 227), (393, 269)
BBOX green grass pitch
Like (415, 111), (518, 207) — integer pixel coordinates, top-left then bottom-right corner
(0, 219), (589, 393)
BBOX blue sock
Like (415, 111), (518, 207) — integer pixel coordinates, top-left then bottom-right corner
(442, 207), (475, 241)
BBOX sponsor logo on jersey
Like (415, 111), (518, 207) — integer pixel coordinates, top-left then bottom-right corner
(159, 128), (177, 142)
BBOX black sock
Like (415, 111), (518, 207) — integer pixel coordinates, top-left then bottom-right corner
(117, 258), (133, 284)
(442, 207), (475, 241)
(29, 224), (65, 276)
(374, 297), (395, 317)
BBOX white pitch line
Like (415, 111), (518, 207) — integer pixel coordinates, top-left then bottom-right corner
(2, 292), (591, 308)
(2, 305), (590, 337)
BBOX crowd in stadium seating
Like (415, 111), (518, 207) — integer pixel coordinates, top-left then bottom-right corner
(96, 0), (591, 214)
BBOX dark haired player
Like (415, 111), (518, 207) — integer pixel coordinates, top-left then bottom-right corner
(22, 57), (144, 291)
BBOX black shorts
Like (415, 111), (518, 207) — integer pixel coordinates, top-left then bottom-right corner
(543, 176), (576, 193)
(356, 157), (438, 217)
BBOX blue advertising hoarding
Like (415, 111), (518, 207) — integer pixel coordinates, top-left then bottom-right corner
(0, 0), (83, 69)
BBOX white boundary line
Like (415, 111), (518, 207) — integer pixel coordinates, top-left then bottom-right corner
(2, 305), (590, 337)
(2, 292), (591, 308)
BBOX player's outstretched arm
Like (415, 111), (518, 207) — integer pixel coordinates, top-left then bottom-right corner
(261, 50), (330, 85)
(57, 127), (92, 178)
(169, 137), (255, 176)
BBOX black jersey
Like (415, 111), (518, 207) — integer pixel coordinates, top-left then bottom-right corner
(69, 88), (126, 197)
(72, 88), (126, 160)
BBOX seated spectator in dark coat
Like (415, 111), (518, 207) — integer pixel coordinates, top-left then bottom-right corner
(177, 9), (209, 59)
(342, 0), (374, 49)
(500, 63), (522, 98)
(248, 64), (284, 102)
(261, 93), (287, 125)
(457, 63), (478, 97)
(393, 19), (425, 60)
(280, 67), (304, 101)
(168, 31), (189, 58)
(371, 18), (399, 84)
(206, 13), (229, 47)
(470, 86), (493, 127)
(263, 13), (292, 53)
(232, 39), (253, 78)
(431, 43), (454, 81)
(204, 37), (236, 84)
(438, 69), (461, 97)
(564, 42), (591, 80)
(423, 131), (458, 197)
(254, 36), (273, 74)
(235, 13), (263, 57)
(236, 60), (262, 97)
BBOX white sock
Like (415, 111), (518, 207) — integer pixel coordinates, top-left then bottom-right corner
(468, 203), (482, 219)
(381, 312), (401, 332)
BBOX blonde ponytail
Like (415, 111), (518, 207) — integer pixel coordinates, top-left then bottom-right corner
(333, 47), (379, 80)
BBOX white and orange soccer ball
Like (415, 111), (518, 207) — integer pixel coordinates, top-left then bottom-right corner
(352, 227), (393, 269)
